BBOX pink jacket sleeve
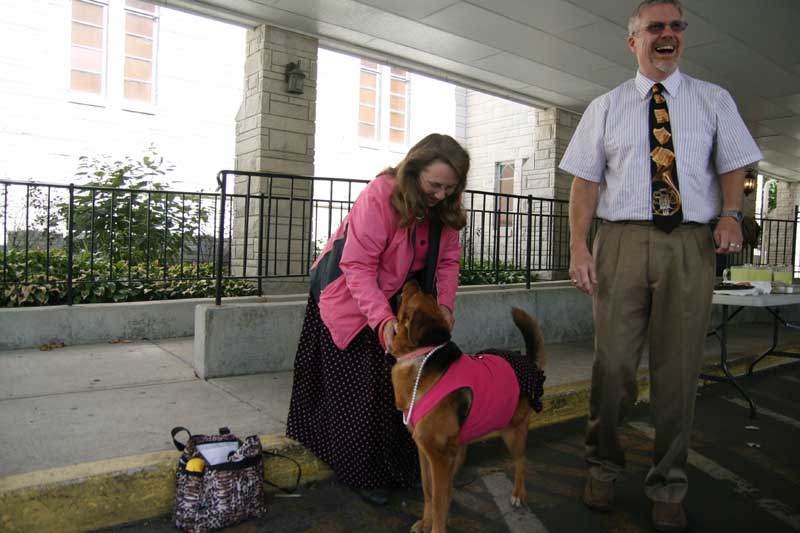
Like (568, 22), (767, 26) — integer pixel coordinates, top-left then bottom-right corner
(338, 180), (396, 332)
(436, 226), (461, 312)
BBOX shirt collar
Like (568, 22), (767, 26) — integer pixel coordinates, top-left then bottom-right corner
(635, 69), (683, 99)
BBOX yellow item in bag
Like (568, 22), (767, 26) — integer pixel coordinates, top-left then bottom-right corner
(185, 457), (206, 473)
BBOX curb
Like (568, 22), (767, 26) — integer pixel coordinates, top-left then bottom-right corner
(0, 351), (795, 533)
(0, 437), (332, 533)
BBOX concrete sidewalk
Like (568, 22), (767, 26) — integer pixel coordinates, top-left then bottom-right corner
(1, 321), (799, 532)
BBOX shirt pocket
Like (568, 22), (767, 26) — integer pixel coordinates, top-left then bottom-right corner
(675, 127), (713, 173)
(604, 114), (647, 170)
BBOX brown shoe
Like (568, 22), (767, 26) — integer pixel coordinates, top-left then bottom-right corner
(652, 501), (687, 531)
(582, 477), (614, 512)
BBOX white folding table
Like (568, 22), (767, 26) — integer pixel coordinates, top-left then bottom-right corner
(706, 292), (800, 417)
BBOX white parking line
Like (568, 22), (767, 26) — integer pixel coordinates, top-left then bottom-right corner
(482, 472), (549, 533)
(629, 422), (800, 531)
(724, 397), (800, 431)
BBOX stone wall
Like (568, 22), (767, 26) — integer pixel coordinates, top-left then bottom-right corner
(463, 91), (536, 193)
(454, 86), (468, 147)
(461, 91), (583, 279)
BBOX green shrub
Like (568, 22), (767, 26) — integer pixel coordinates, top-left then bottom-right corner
(0, 248), (257, 307)
(458, 258), (533, 286)
(55, 147), (210, 265)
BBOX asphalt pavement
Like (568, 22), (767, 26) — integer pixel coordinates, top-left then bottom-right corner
(96, 361), (800, 533)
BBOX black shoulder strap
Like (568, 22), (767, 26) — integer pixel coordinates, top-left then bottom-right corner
(171, 426), (192, 451)
(171, 426), (232, 451)
(262, 450), (302, 494)
(422, 217), (443, 294)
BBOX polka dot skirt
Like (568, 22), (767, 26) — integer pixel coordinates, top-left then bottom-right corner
(286, 295), (419, 490)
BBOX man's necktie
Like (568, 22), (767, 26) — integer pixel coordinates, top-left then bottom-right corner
(649, 83), (682, 233)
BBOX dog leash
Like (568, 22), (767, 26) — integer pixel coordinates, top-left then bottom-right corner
(402, 342), (448, 426)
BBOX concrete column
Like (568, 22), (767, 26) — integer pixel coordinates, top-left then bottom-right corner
(232, 25), (318, 281)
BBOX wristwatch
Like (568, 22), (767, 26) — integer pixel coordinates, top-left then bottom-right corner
(719, 209), (744, 223)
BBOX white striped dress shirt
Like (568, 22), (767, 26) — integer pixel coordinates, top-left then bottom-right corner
(559, 69), (762, 224)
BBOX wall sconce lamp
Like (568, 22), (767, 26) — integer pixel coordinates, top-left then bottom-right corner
(743, 170), (757, 196)
(285, 61), (306, 95)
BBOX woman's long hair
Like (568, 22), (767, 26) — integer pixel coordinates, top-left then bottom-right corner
(384, 134), (469, 230)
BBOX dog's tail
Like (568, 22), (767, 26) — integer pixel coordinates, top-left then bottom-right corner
(511, 307), (546, 370)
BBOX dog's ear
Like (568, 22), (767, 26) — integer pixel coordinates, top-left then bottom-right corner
(391, 316), (413, 355)
(409, 309), (451, 347)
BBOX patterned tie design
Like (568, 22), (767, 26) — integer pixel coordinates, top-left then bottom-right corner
(649, 83), (682, 233)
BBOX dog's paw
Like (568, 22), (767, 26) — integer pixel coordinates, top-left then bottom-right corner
(410, 519), (430, 533)
(510, 492), (527, 508)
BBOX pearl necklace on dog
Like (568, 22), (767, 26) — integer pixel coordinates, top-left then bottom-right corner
(402, 342), (448, 426)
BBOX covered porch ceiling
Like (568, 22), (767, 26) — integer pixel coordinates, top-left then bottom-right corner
(160, 0), (800, 181)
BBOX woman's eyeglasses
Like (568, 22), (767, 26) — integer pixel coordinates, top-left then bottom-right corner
(641, 20), (688, 35)
(420, 175), (457, 196)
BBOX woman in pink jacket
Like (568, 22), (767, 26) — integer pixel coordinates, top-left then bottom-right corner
(286, 134), (469, 505)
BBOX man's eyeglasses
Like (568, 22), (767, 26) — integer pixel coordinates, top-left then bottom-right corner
(641, 20), (688, 35)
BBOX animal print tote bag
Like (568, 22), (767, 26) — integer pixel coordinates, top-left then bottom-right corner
(171, 426), (268, 532)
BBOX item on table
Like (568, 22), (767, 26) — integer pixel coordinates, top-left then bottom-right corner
(771, 283), (800, 294)
(773, 265), (793, 285)
(713, 281), (753, 291)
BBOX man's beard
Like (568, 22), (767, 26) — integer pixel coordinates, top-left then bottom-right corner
(653, 55), (678, 75)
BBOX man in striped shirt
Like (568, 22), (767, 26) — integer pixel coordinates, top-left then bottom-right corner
(559, 0), (762, 530)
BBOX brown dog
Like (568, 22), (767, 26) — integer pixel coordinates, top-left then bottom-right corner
(390, 280), (546, 533)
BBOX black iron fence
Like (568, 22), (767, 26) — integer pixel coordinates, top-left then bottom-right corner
(1, 174), (798, 307)
(211, 171), (599, 303)
(0, 178), (241, 306)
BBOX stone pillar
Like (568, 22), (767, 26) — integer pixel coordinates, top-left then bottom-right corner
(520, 108), (579, 200)
(232, 25), (318, 282)
(520, 107), (581, 280)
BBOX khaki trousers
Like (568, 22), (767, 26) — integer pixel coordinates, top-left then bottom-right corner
(585, 221), (715, 503)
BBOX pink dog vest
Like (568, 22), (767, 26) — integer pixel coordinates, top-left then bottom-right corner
(406, 353), (520, 445)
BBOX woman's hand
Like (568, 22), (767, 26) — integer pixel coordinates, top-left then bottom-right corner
(439, 304), (454, 330)
(382, 318), (398, 352)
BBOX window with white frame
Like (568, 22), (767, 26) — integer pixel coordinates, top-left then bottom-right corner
(70, 0), (107, 96)
(388, 67), (409, 145)
(70, 0), (158, 107)
(496, 161), (515, 225)
(358, 60), (409, 148)
(358, 60), (379, 141)
(123, 0), (157, 103)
